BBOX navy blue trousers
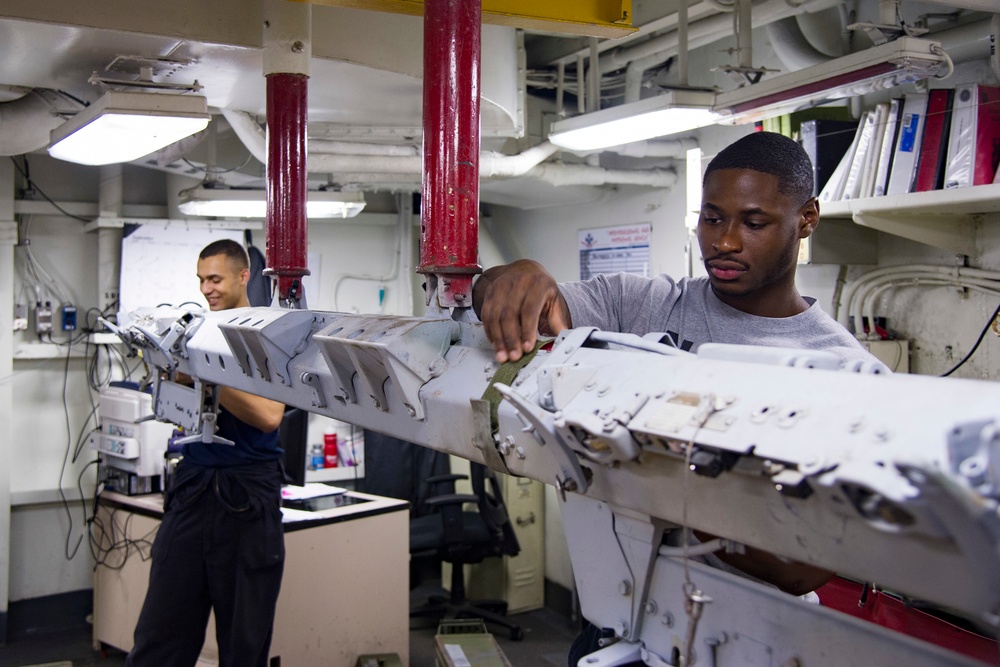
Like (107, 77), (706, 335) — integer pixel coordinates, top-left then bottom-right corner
(126, 460), (285, 667)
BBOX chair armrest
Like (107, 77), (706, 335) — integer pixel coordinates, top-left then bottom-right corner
(426, 474), (468, 485)
(425, 493), (478, 508)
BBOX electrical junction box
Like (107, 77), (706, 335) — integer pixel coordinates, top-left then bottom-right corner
(862, 339), (909, 373)
(89, 385), (176, 478)
(13, 303), (27, 330)
(34, 301), (52, 334)
(61, 303), (77, 331)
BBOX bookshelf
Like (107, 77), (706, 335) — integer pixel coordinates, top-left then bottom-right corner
(821, 182), (1000, 256)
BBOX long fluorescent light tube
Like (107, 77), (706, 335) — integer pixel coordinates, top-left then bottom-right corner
(48, 91), (210, 166)
(716, 37), (949, 123)
(548, 90), (721, 151)
(177, 187), (367, 219)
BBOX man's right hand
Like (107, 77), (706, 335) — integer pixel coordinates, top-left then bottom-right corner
(473, 259), (572, 363)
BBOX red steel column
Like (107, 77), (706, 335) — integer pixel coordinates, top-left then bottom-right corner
(265, 72), (309, 306)
(262, 0), (311, 308)
(419, 0), (482, 308)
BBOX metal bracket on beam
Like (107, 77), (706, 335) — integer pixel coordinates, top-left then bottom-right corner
(217, 308), (315, 385)
(314, 314), (459, 418)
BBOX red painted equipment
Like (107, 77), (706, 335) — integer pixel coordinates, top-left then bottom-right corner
(419, 0), (483, 307)
(265, 72), (310, 307)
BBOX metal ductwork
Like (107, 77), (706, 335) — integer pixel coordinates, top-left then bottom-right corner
(219, 108), (677, 189)
(0, 90), (65, 156)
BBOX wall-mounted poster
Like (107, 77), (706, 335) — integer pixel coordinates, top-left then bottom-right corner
(578, 223), (651, 280)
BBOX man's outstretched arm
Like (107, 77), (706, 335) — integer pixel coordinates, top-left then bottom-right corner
(473, 259), (573, 363)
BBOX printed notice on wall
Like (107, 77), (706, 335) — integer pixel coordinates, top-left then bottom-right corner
(579, 223), (651, 280)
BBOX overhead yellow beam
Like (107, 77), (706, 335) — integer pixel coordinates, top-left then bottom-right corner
(295, 0), (636, 38)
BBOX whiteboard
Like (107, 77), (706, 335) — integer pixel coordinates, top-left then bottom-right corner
(120, 224), (242, 315)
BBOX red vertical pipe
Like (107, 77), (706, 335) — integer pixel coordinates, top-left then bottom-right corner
(265, 72), (310, 306)
(419, 0), (482, 307)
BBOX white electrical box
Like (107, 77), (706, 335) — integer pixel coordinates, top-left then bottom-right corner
(862, 339), (909, 373)
(90, 385), (176, 477)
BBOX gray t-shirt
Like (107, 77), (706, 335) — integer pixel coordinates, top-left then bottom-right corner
(560, 273), (881, 370)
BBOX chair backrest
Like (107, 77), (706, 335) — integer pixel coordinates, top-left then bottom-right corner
(470, 463), (520, 558)
(362, 429), (450, 518)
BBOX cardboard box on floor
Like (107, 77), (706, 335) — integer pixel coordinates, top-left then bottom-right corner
(435, 620), (513, 667)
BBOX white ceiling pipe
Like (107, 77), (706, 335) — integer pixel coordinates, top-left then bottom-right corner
(322, 156), (678, 188)
(225, 109), (559, 176)
(222, 108), (676, 187)
(480, 142), (560, 177)
(327, 163), (678, 190)
(624, 51), (674, 104)
(308, 153), (421, 174)
(593, 138), (699, 159)
(313, 144), (561, 179)
(309, 140), (419, 156)
(220, 107), (267, 164)
(524, 163), (677, 188)
(0, 91), (64, 156)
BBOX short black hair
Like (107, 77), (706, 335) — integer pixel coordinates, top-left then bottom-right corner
(704, 131), (814, 204)
(199, 239), (249, 270)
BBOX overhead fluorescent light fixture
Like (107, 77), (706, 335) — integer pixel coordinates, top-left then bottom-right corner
(48, 91), (210, 166)
(177, 187), (367, 219)
(548, 89), (722, 152)
(716, 37), (949, 124)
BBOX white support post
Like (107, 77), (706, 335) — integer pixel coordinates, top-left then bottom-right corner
(736, 0), (753, 70)
(0, 157), (15, 641)
(98, 165), (123, 314)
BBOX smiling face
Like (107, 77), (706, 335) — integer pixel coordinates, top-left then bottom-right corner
(697, 168), (818, 318)
(197, 253), (250, 311)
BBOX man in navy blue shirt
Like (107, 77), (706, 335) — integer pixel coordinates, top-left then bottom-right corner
(127, 240), (286, 667)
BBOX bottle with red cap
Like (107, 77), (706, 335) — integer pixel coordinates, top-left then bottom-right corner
(324, 426), (339, 468)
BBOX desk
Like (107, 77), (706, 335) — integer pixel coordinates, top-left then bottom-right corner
(93, 488), (410, 666)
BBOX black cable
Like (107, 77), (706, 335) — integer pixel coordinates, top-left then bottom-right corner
(940, 300), (1000, 377)
(73, 406), (100, 463)
(9, 156), (93, 223)
(59, 334), (84, 560)
(56, 89), (90, 107)
(182, 153), (254, 174)
(76, 459), (98, 552)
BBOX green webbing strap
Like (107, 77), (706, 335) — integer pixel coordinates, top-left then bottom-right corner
(481, 341), (545, 434)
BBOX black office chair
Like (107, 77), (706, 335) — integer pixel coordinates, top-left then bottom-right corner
(409, 463), (524, 640)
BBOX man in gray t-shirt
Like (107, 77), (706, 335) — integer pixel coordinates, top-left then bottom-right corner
(560, 271), (880, 371)
(474, 132), (886, 598)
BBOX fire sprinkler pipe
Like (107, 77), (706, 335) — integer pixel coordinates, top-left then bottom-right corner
(263, 0), (311, 308)
(419, 0), (482, 309)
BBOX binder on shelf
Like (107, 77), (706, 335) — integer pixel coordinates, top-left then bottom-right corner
(819, 117), (866, 203)
(842, 111), (877, 200)
(913, 88), (954, 192)
(885, 93), (929, 196)
(858, 102), (890, 199)
(872, 99), (903, 197)
(801, 119), (860, 198)
(943, 84), (1000, 189)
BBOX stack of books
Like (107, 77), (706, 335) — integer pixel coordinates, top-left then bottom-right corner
(814, 84), (1000, 203)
